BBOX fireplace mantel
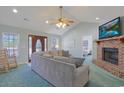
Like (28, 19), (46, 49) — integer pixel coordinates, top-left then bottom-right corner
(96, 35), (124, 44)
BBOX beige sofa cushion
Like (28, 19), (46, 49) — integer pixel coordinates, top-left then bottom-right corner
(58, 50), (70, 57)
(45, 50), (70, 57)
(53, 56), (84, 68)
(43, 53), (53, 58)
(51, 50), (59, 56)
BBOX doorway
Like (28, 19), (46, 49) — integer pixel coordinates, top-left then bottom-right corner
(28, 35), (48, 62)
(82, 35), (93, 64)
(82, 35), (93, 57)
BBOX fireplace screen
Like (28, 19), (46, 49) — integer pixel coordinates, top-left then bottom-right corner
(102, 48), (118, 65)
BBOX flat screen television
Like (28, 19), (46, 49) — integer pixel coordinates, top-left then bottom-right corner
(99, 17), (121, 39)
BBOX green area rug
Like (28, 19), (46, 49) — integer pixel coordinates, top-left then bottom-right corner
(0, 64), (52, 87)
(0, 56), (124, 87)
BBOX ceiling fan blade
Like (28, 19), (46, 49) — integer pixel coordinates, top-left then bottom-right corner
(62, 21), (74, 25)
(66, 23), (70, 26)
(68, 20), (74, 23)
(46, 19), (58, 24)
(62, 19), (74, 23)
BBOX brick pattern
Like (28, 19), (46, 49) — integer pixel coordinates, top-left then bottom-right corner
(97, 39), (124, 65)
(93, 60), (124, 78)
(94, 38), (124, 79)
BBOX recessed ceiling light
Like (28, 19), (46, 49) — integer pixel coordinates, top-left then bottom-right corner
(96, 17), (100, 20)
(12, 8), (18, 13)
(45, 20), (49, 24)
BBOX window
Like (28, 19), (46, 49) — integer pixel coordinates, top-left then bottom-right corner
(2, 33), (19, 57)
(36, 39), (42, 52)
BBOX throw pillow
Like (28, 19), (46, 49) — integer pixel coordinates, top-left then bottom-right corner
(53, 56), (83, 68)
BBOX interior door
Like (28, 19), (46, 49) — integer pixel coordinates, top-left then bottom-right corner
(28, 35), (47, 62)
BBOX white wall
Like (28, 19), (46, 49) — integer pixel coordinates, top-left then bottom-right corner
(0, 24), (61, 64)
(61, 22), (99, 59)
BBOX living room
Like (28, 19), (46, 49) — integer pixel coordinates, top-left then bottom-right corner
(1, 6), (124, 88)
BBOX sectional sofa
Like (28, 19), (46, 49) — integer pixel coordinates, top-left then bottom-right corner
(31, 50), (89, 87)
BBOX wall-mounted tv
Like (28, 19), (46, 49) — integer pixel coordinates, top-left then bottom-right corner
(99, 17), (121, 39)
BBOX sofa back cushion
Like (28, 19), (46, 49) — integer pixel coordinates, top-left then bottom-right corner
(50, 50), (59, 56)
(53, 56), (84, 68)
(58, 50), (70, 57)
(44, 50), (70, 57)
(42, 53), (53, 58)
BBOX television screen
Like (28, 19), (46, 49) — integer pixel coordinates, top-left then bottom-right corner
(99, 17), (121, 39)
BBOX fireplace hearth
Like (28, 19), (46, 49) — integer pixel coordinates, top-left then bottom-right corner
(102, 48), (118, 65)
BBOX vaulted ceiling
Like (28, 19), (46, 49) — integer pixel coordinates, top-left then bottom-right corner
(0, 6), (124, 35)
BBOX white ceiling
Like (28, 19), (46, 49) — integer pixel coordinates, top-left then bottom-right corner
(0, 6), (124, 35)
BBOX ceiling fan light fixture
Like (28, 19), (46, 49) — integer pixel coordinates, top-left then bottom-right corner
(56, 22), (67, 28)
(62, 23), (66, 28)
(46, 6), (74, 29)
(56, 23), (61, 28)
(59, 22), (63, 26)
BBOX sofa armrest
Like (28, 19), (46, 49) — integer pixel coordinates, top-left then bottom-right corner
(73, 65), (89, 87)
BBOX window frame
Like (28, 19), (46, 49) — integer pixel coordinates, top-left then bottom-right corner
(2, 32), (19, 57)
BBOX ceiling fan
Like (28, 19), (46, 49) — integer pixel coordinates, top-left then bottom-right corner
(45, 6), (74, 29)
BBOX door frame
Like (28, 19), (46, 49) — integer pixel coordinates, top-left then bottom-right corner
(28, 34), (48, 62)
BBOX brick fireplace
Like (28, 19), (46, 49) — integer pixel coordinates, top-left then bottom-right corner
(102, 48), (118, 65)
(93, 36), (124, 78)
